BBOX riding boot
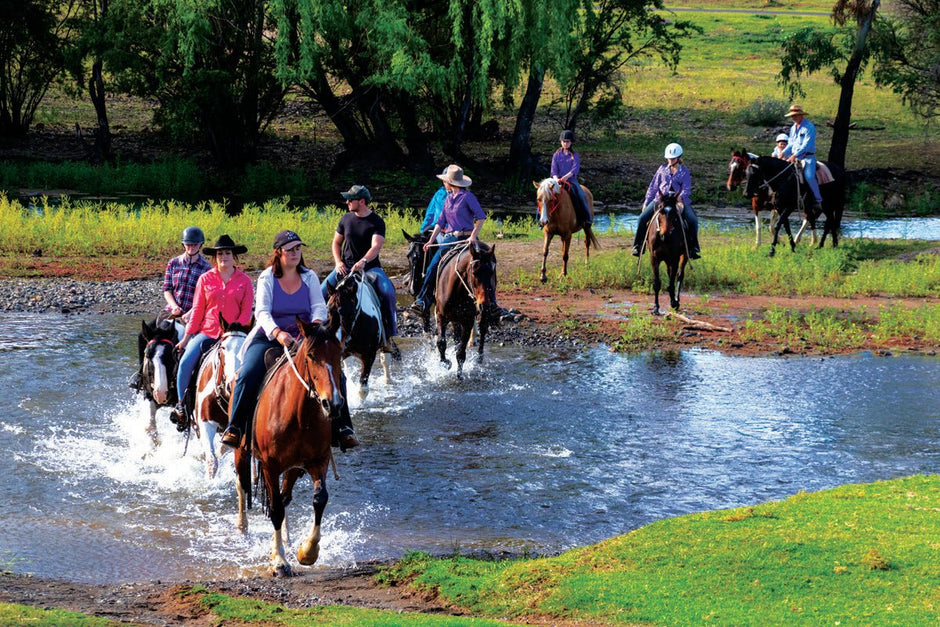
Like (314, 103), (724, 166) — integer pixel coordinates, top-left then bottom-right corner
(632, 214), (650, 256)
(332, 404), (359, 451)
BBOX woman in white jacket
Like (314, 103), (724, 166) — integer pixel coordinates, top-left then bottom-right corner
(221, 229), (359, 450)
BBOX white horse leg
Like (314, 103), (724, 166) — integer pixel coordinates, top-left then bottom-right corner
(270, 527), (291, 576)
(297, 522), (321, 566)
(236, 478), (248, 534)
(200, 420), (219, 479)
(147, 401), (160, 446)
(380, 351), (390, 385)
(754, 214), (762, 247)
(794, 218), (810, 244)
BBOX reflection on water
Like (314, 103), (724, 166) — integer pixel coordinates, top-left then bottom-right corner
(0, 313), (937, 584)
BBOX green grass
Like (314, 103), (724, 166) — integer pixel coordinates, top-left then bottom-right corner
(379, 475), (940, 626)
(0, 603), (119, 626)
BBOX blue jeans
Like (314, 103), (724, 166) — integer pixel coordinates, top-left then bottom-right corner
(227, 333), (279, 434)
(801, 157), (822, 204)
(568, 178), (593, 224)
(414, 233), (464, 306)
(176, 333), (214, 402)
(322, 267), (398, 337)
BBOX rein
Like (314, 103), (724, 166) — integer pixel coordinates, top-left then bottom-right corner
(283, 344), (322, 401)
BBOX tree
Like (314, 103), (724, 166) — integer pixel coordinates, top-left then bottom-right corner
(103, 0), (286, 167)
(871, 0), (940, 131)
(778, 0), (882, 168)
(65, 0), (113, 162)
(0, 0), (77, 137)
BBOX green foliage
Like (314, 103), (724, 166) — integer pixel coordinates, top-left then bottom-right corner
(739, 96), (790, 126)
(382, 475), (940, 626)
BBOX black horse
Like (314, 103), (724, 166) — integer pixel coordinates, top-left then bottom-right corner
(742, 154), (846, 257)
(403, 229), (431, 300)
(137, 319), (179, 440)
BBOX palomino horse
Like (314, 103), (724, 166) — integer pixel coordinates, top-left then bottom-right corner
(233, 316), (346, 577)
(138, 319), (179, 439)
(533, 177), (600, 282)
(644, 192), (688, 314)
(327, 271), (390, 402)
(741, 154), (846, 257)
(433, 241), (498, 378)
(402, 229), (430, 299)
(192, 314), (250, 479)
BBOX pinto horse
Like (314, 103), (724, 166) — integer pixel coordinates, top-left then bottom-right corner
(726, 150), (782, 248)
(193, 314), (250, 479)
(433, 241), (498, 378)
(533, 177), (600, 282)
(138, 319), (179, 438)
(740, 154), (846, 257)
(328, 271), (390, 402)
(644, 192), (688, 314)
(233, 316), (346, 577)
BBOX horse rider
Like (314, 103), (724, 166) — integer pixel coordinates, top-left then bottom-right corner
(130, 226), (211, 391)
(780, 104), (823, 213)
(170, 234), (253, 428)
(551, 129), (592, 225)
(320, 185), (400, 357)
(772, 133), (789, 159)
(631, 143), (700, 259)
(221, 229), (359, 451)
(420, 168), (449, 243)
(409, 165), (487, 316)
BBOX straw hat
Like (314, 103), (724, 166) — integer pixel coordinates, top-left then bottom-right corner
(785, 104), (806, 117)
(436, 164), (472, 188)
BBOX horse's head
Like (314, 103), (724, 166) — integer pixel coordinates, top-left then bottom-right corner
(217, 313), (250, 391)
(534, 177), (561, 225)
(327, 272), (361, 340)
(403, 229), (430, 298)
(296, 316), (345, 420)
(727, 149), (751, 191)
(468, 242), (498, 313)
(655, 192), (682, 238)
(141, 319), (177, 405)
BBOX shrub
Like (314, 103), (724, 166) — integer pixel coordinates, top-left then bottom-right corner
(739, 96), (789, 126)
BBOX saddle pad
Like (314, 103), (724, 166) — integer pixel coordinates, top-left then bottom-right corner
(816, 162), (834, 185)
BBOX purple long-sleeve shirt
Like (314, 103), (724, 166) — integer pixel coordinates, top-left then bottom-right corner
(551, 149), (580, 180)
(435, 189), (486, 233)
(643, 162), (692, 207)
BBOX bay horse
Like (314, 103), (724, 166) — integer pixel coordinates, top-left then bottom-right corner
(138, 319), (179, 439)
(233, 315), (346, 577)
(327, 271), (391, 402)
(533, 177), (600, 282)
(741, 154), (846, 257)
(433, 241), (498, 379)
(192, 314), (250, 479)
(402, 229), (430, 299)
(644, 192), (688, 314)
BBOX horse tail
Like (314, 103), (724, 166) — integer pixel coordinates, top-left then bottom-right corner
(583, 224), (601, 250)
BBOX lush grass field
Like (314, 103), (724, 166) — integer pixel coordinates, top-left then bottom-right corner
(6, 476), (936, 625)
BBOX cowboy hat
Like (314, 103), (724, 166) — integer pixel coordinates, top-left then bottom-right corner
(436, 164), (472, 188)
(785, 104), (806, 117)
(203, 234), (247, 255)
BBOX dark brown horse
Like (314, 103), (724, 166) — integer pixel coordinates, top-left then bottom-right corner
(138, 319), (179, 439)
(327, 271), (390, 402)
(193, 314), (250, 479)
(233, 315), (345, 576)
(533, 177), (600, 283)
(644, 192), (688, 314)
(433, 241), (498, 379)
(402, 229), (430, 299)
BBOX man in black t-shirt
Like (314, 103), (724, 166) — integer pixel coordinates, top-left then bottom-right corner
(321, 185), (399, 351)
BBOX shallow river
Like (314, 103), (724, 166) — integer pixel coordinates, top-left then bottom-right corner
(0, 313), (937, 583)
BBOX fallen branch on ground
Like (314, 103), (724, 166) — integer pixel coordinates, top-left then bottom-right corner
(665, 311), (732, 332)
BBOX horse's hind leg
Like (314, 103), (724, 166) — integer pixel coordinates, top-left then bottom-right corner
(754, 212), (762, 248)
(297, 468), (328, 566)
(560, 235), (572, 278)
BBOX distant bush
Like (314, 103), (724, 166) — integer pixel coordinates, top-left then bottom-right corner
(739, 97), (788, 126)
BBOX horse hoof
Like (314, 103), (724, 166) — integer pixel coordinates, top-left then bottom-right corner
(540, 275), (547, 284)
(768, 248), (776, 258)
(272, 563), (293, 578)
(297, 543), (320, 566)
(441, 359), (452, 370)
(651, 307), (662, 316)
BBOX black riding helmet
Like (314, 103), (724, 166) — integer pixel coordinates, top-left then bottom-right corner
(181, 226), (205, 245)
(560, 129), (574, 142)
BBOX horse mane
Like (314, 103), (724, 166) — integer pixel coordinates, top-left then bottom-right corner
(537, 177), (561, 198)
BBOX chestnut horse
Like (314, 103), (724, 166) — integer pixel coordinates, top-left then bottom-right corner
(193, 314), (250, 479)
(138, 319), (179, 439)
(644, 192), (688, 314)
(433, 241), (498, 379)
(233, 316), (346, 577)
(327, 271), (390, 402)
(533, 177), (600, 282)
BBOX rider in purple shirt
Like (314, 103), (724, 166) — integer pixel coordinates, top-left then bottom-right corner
(631, 143), (700, 259)
(551, 130), (592, 224)
(410, 165), (486, 315)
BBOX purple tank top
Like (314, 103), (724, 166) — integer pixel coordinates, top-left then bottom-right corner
(272, 279), (311, 336)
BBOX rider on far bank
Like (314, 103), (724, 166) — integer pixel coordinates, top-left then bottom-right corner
(781, 104), (823, 213)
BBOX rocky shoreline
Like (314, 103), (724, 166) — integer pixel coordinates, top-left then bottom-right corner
(0, 277), (589, 351)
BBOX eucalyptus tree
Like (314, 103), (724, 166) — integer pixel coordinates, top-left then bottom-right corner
(0, 0), (79, 137)
(102, 0), (286, 167)
(778, 0), (882, 168)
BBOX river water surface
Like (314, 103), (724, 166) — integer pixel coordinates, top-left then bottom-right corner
(1, 313), (937, 583)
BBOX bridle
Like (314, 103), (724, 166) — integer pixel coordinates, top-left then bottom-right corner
(537, 180), (563, 220)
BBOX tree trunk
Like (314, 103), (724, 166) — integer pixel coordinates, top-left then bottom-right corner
(828, 0), (880, 168)
(509, 66), (544, 178)
(88, 58), (111, 162)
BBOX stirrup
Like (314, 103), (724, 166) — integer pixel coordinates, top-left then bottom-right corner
(221, 426), (241, 447)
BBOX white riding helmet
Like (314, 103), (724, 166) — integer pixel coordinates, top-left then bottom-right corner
(664, 143), (683, 159)
(775, 133), (789, 143)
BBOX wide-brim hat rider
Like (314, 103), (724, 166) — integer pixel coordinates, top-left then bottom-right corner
(437, 164), (472, 188)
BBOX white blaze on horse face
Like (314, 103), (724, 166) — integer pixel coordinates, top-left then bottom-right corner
(324, 363), (344, 409)
(220, 333), (246, 387)
(150, 344), (170, 404)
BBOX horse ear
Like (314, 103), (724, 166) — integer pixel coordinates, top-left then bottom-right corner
(402, 229), (416, 243)
(218, 312), (229, 331)
(532, 181), (540, 189)
(328, 308), (342, 335)
(142, 319), (155, 339)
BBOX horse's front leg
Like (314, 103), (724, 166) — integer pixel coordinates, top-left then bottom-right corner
(234, 445), (252, 534)
(379, 351), (390, 385)
(147, 400), (160, 446)
(754, 212), (762, 248)
(454, 319), (472, 380)
(651, 261), (663, 315)
(357, 354), (375, 403)
(540, 231), (554, 283)
(436, 313), (451, 369)
(560, 234), (572, 278)
(297, 468), (328, 566)
(198, 417), (219, 479)
(667, 261), (679, 311)
(263, 466), (291, 577)
(782, 215), (796, 252)
(769, 211), (788, 257)
(673, 260), (686, 311)
(477, 312), (489, 360)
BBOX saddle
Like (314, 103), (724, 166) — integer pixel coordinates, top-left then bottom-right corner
(795, 160), (834, 185)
